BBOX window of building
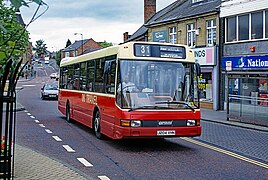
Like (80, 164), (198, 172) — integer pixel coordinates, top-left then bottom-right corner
(187, 23), (196, 47)
(206, 19), (216, 46)
(226, 11), (268, 43)
(238, 14), (249, 41)
(169, 26), (177, 44)
(74, 50), (78, 57)
(251, 12), (263, 39)
(226, 16), (237, 42)
(65, 52), (70, 57)
(266, 11), (268, 38)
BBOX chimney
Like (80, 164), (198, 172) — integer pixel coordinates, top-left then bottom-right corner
(123, 32), (129, 42)
(144, 0), (156, 23)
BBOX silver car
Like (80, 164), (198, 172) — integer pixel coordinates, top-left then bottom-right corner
(41, 83), (58, 100)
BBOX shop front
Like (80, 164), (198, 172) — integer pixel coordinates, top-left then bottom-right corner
(194, 46), (219, 110)
(222, 56), (268, 126)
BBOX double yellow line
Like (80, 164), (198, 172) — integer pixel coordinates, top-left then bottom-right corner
(181, 137), (268, 169)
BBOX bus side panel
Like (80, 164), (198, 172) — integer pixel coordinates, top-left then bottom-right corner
(72, 92), (96, 126)
(98, 96), (116, 138)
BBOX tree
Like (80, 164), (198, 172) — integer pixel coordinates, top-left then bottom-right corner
(100, 41), (113, 48)
(65, 39), (72, 48)
(34, 39), (47, 58)
(0, 3), (30, 66)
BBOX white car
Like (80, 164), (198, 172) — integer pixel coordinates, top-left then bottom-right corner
(50, 72), (58, 79)
(41, 83), (58, 100)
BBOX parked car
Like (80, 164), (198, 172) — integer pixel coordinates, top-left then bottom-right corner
(41, 83), (58, 100)
(50, 72), (58, 79)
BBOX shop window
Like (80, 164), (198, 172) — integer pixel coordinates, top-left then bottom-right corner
(187, 23), (196, 47)
(206, 19), (216, 46)
(226, 16), (237, 42)
(169, 26), (177, 44)
(198, 73), (212, 102)
(251, 12), (263, 39)
(238, 15), (249, 41)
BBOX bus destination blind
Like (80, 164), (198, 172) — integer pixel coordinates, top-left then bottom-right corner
(134, 44), (185, 59)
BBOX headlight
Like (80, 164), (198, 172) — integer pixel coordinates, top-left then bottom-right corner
(187, 120), (196, 126)
(131, 120), (141, 127)
(120, 120), (141, 127)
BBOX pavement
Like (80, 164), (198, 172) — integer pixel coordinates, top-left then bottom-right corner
(3, 101), (268, 179)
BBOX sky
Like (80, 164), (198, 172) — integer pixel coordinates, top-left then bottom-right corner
(20, 0), (177, 51)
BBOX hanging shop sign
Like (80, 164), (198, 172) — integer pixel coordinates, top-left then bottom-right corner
(152, 30), (167, 43)
(222, 56), (268, 70)
(193, 47), (216, 66)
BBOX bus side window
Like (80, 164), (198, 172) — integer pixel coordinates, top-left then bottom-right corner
(87, 60), (95, 92)
(104, 60), (116, 94)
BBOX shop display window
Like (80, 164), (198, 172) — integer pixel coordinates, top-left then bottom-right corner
(198, 73), (212, 102)
(228, 77), (268, 106)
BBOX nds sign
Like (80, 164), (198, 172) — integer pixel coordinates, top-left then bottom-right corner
(193, 47), (216, 66)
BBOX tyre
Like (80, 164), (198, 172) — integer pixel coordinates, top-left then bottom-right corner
(66, 103), (72, 123)
(94, 111), (103, 139)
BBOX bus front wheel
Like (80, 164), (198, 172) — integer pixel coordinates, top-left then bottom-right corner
(94, 111), (103, 139)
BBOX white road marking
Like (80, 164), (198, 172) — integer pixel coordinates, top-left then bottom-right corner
(45, 129), (53, 134)
(27, 113), (31, 116)
(62, 145), (75, 152)
(98, 176), (110, 180)
(30, 116), (35, 119)
(52, 136), (62, 142)
(24, 110), (28, 113)
(39, 124), (45, 128)
(77, 158), (93, 167)
(35, 120), (40, 123)
(22, 85), (36, 87)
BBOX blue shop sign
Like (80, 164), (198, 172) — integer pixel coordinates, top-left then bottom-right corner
(222, 56), (268, 71)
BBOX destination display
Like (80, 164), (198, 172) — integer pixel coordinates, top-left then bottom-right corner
(134, 44), (185, 59)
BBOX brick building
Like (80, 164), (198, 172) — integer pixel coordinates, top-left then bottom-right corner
(61, 38), (102, 58)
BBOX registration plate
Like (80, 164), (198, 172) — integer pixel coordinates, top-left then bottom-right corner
(49, 95), (56, 97)
(157, 130), (175, 136)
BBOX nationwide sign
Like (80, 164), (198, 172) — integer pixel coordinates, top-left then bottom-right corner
(222, 56), (268, 71)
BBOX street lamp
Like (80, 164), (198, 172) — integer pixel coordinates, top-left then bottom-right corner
(74, 33), (83, 55)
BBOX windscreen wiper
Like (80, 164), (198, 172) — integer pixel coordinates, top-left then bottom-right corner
(155, 101), (195, 112)
(128, 105), (172, 112)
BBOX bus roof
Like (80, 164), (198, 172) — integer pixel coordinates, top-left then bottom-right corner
(60, 42), (195, 67)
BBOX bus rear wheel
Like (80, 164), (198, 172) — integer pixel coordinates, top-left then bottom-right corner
(66, 103), (72, 123)
(94, 111), (103, 139)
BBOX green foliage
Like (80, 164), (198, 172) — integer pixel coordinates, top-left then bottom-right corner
(0, 3), (30, 66)
(55, 50), (62, 66)
(65, 39), (72, 48)
(33, 39), (47, 57)
(100, 41), (113, 48)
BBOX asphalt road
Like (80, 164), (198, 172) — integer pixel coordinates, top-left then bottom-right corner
(14, 62), (268, 179)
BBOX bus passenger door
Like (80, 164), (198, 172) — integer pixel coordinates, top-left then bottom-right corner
(102, 59), (116, 137)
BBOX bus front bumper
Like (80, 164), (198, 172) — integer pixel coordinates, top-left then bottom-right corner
(113, 126), (201, 139)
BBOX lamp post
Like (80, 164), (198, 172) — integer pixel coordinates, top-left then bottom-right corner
(74, 33), (83, 55)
